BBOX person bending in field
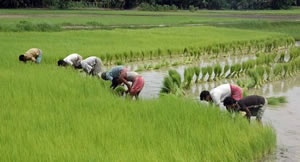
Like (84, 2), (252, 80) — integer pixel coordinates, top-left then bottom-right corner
(200, 83), (243, 108)
(19, 48), (42, 63)
(119, 71), (145, 99)
(57, 53), (83, 69)
(223, 95), (267, 122)
(80, 56), (103, 77)
(101, 66), (128, 89)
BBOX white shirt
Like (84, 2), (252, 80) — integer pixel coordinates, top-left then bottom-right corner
(63, 53), (82, 67)
(210, 84), (231, 107)
(81, 56), (100, 74)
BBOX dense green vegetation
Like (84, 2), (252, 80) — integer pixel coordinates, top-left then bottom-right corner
(0, 9), (291, 161)
(214, 21), (300, 40)
(0, 26), (286, 64)
(0, 62), (276, 161)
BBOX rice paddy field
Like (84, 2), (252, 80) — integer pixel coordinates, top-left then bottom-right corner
(1, 8), (300, 161)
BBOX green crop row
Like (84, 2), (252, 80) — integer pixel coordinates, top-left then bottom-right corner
(99, 35), (294, 66)
(175, 47), (300, 90)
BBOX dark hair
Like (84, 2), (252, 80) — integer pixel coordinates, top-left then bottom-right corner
(19, 55), (26, 62)
(200, 90), (210, 100)
(57, 59), (66, 66)
(223, 97), (237, 107)
(101, 72), (107, 80)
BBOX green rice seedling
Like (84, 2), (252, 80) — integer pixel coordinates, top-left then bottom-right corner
(256, 55), (265, 66)
(114, 85), (126, 96)
(235, 63), (242, 77)
(267, 96), (288, 106)
(114, 60), (125, 65)
(222, 64), (230, 78)
(105, 53), (110, 65)
(194, 66), (201, 83)
(147, 64), (153, 70)
(160, 76), (175, 94)
(265, 66), (271, 81)
(167, 49), (172, 58)
(141, 51), (145, 61)
(273, 64), (283, 80)
(213, 64), (222, 81)
(241, 61), (248, 73)
(278, 52), (285, 63)
(157, 48), (162, 58)
(247, 69), (260, 88)
(206, 66), (213, 81)
(171, 61), (179, 66)
(248, 60), (256, 69)
(154, 64), (161, 70)
(256, 66), (265, 84)
(183, 48), (188, 56)
(201, 67), (208, 81)
(135, 52), (140, 61)
(183, 67), (194, 89)
(168, 69), (182, 88)
(227, 65), (235, 78)
(149, 50), (153, 60)
(123, 52), (128, 62)
(129, 51), (134, 62)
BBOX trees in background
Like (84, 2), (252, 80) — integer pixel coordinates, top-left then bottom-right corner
(0, 0), (297, 9)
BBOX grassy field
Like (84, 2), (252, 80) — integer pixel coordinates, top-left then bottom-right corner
(0, 62), (276, 161)
(0, 26), (286, 64)
(0, 9), (285, 161)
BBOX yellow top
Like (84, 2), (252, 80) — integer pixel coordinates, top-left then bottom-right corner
(24, 48), (41, 62)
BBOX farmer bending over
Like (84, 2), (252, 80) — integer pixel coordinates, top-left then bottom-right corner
(200, 83), (243, 108)
(80, 56), (102, 77)
(101, 66), (128, 89)
(19, 48), (42, 63)
(57, 53), (83, 69)
(119, 71), (144, 99)
(223, 95), (267, 122)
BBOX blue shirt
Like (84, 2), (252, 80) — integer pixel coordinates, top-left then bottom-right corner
(106, 66), (123, 81)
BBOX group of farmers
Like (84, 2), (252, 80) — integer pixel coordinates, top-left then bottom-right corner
(19, 48), (145, 99)
(200, 83), (267, 122)
(19, 48), (266, 121)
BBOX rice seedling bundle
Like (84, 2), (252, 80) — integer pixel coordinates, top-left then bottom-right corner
(273, 64), (283, 80)
(201, 67), (208, 81)
(194, 66), (201, 83)
(235, 63), (242, 77)
(256, 66), (265, 84)
(183, 67), (194, 89)
(265, 66), (271, 81)
(267, 96), (288, 106)
(168, 69), (182, 88)
(213, 64), (222, 80)
(206, 66), (213, 81)
(222, 64), (230, 78)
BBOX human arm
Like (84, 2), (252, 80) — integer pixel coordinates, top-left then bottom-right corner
(64, 59), (73, 66)
(244, 107), (252, 121)
(119, 73), (131, 92)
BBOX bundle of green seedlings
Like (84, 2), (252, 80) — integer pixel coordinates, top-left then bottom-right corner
(160, 69), (184, 96)
(183, 67), (195, 89)
(267, 96), (288, 106)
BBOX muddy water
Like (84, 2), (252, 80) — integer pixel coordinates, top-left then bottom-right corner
(138, 54), (255, 98)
